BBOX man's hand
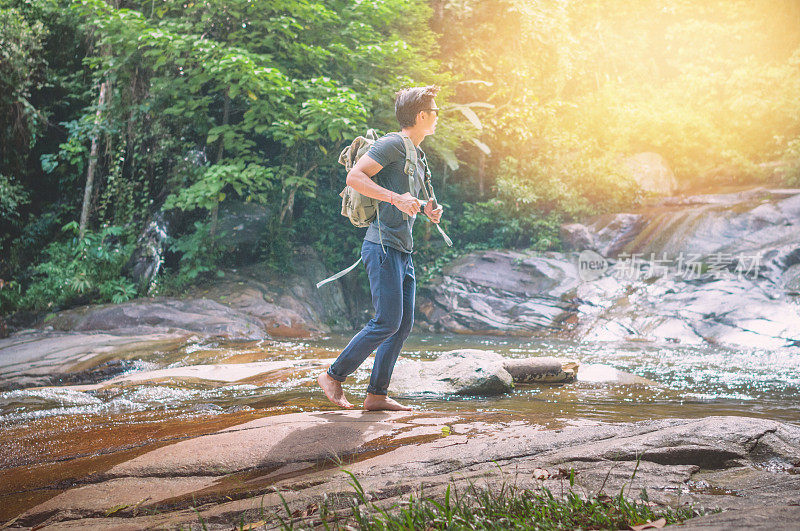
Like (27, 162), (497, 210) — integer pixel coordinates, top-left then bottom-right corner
(424, 200), (444, 224)
(392, 192), (423, 218)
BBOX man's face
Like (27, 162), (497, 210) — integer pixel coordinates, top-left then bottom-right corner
(418, 99), (439, 135)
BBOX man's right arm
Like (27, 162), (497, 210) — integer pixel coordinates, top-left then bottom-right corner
(347, 154), (422, 218)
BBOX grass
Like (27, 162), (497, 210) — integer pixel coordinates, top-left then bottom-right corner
(212, 463), (708, 531)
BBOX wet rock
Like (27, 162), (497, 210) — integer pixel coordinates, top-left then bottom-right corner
(503, 357), (578, 383)
(588, 213), (647, 258)
(0, 330), (187, 391)
(622, 152), (678, 196)
(389, 349), (513, 395)
(416, 187), (800, 351)
(62, 359), (328, 391)
(574, 274), (800, 350)
(13, 414), (800, 529)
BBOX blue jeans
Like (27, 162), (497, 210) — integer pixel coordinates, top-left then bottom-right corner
(327, 239), (415, 395)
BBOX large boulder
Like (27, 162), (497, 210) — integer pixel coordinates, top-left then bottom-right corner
(417, 250), (580, 335)
(559, 223), (596, 252)
(45, 298), (269, 339)
(389, 349), (513, 396)
(186, 247), (353, 337)
(40, 246), (356, 340)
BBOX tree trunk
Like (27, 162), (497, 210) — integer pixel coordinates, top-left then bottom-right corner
(478, 151), (486, 198)
(210, 89), (231, 238)
(79, 80), (109, 239)
(279, 164), (317, 225)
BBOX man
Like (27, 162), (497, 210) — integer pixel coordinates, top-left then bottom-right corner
(317, 85), (444, 411)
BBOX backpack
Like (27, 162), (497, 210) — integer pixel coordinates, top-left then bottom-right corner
(317, 129), (452, 289)
(338, 129), (414, 228)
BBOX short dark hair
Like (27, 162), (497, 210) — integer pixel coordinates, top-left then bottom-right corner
(394, 85), (440, 128)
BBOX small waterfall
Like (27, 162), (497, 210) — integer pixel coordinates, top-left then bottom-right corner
(127, 211), (169, 295)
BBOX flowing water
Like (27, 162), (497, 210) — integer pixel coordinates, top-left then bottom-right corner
(2, 334), (797, 428)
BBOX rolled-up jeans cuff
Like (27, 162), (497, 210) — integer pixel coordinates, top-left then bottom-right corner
(327, 368), (346, 383)
(366, 385), (387, 396)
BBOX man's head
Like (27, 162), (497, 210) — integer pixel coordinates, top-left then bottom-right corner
(395, 85), (440, 133)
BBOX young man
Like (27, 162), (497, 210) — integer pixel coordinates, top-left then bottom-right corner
(317, 85), (444, 411)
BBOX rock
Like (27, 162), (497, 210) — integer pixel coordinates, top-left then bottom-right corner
(44, 298), (270, 340)
(12, 414), (800, 529)
(125, 211), (169, 295)
(417, 250), (580, 335)
(574, 274), (800, 350)
(502, 357), (578, 383)
(416, 187), (800, 352)
(389, 349), (514, 395)
(183, 246), (354, 336)
(560, 223), (596, 252)
(622, 152), (678, 196)
(37, 246), (356, 341)
(588, 213), (646, 259)
(215, 200), (271, 247)
(0, 330), (187, 391)
(782, 263), (800, 293)
(678, 505), (800, 531)
(59, 359), (329, 392)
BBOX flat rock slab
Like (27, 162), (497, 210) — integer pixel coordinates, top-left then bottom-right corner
(62, 359), (328, 391)
(677, 505), (800, 530)
(13, 414), (800, 529)
(0, 330), (187, 390)
(106, 410), (415, 478)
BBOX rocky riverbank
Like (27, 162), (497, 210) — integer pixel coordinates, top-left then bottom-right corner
(4, 412), (798, 529)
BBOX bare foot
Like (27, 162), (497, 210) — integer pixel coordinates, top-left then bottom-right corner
(363, 393), (413, 411)
(317, 372), (353, 409)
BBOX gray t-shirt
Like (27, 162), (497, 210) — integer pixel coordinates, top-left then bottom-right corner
(364, 133), (427, 254)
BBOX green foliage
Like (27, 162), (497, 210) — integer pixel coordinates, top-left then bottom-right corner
(0, 4), (48, 176)
(782, 137), (800, 186)
(164, 163), (277, 212)
(163, 220), (228, 291)
(454, 198), (564, 250)
(9, 222), (136, 313)
(437, 0), (800, 201)
(0, 174), (29, 221)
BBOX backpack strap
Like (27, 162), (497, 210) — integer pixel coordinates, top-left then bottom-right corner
(389, 132), (418, 221)
(391, 132), (453, 247)
(316, 256), (363, 289)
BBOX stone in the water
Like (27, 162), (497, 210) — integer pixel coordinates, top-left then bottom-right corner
(386, 350), (581, 395)
(389, 349), (513, 396)
(502, 357), (579, 383)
